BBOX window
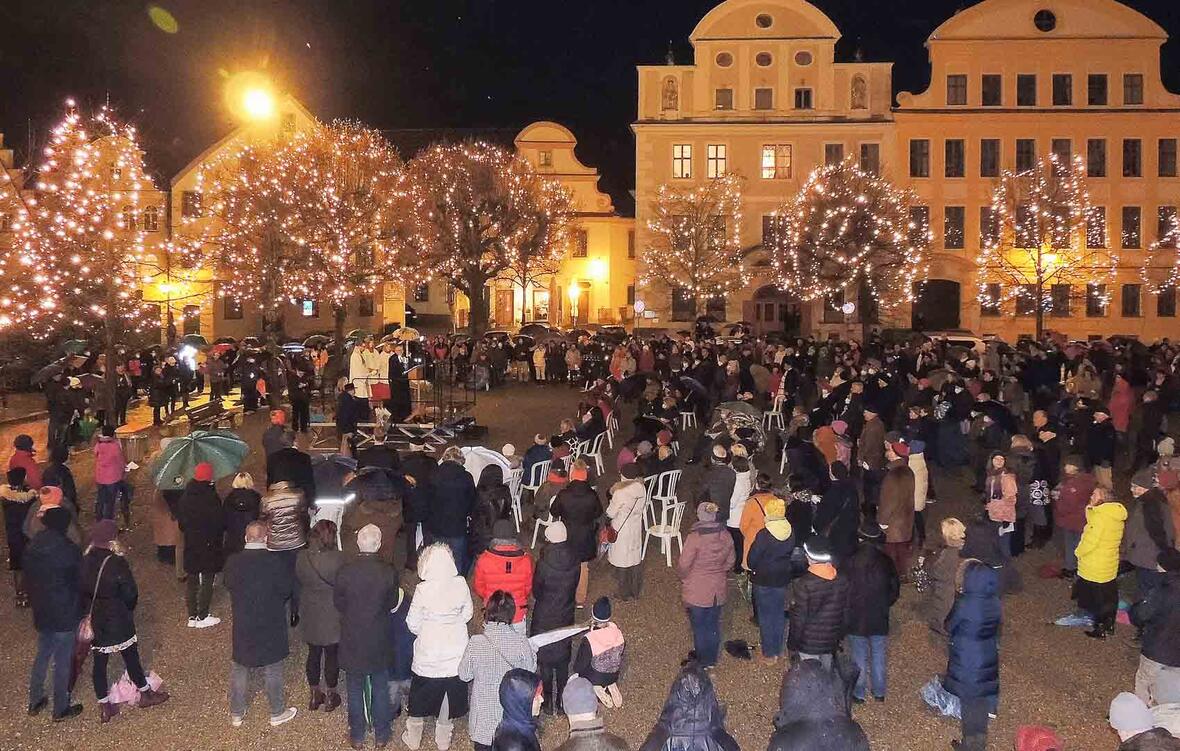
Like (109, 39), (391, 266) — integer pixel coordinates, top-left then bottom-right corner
(414, 283), (430, 302)
(1017, 74), (1037, 106)
(222, 297), (243, 320)
(945, 139), (965, 178)
(1158, 286), (1177, 318)
(909, 139), (930, 178)
(627, 230), (635, 259)
(357, 296), (375, 317)
(794, 50), (813, 66)
(715, 88), (734, 110)
(181, 190), (201, 218)
(944, 206), (965, 249)
(1016, 139), (1036, 172)
(909, 206), (930, 247)
(761, 144), (792, 179)
(121, 205), (137, 231)
(715, 52), (733, 67)
(824, 143), (844, 166)
(1122, 206), (1141, 248)
(980, 139), (1000, 177)
(1122, 284), (1142, 317)
(1124, 73), (1144, 105)
(1087, 139), (1107, 177)
(1034, 10), (1057, 32)
(671, 287), (696, 320)
(182, 304), (201, 335)
(626, 284), (636, 306)
(755, 52), (773, 67)
(793, 88), (813, 110)
(1051, 138), (1071, 166)
(761, 214), (783, 247)
(1158, 206), (1178, 247)
(301, 300), (319, 318)
(572, 230), (588, 257)
(706, 144), (727, 178)
(859, 143), (880, 176)
(980, 206), (1000, 247)
(1052, 74), (1072, 106)
(982, 74), (1002, 106)
(1015, 204), (1037, 247)
(1086, 206), (1106, 248)
(947, 75), (967, 105)
(754, 88), (774, 110)
(981, 283), (1002, 316)
(1016, 285), (1038, 316)
(1086, 284), (1109, 317)
(1160, 139), (1177, 177)
(142, 205), (159, 232)
(755, 13), (773, 28)
(672, 144), (692, 178)
(1051, 284), (1071, 317)
(1087, 74), (1108, 106)
(538, 150), (553, 167)
(0, 213), (11, 232)
(822, 290), (845, 323)
(1124, 139), (1143, 177)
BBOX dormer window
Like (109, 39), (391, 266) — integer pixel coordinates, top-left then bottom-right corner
(539, 150), (553, 167)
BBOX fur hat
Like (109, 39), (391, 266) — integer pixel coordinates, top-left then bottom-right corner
(562, 676), (598, 718)
(544, 520), (568, 544)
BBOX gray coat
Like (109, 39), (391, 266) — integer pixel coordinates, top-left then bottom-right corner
(1125, 488), (1175, 572)
(457, 623), (537, 745)
(334, 553), (399, 672)
(922, 544), (963, 635)
(295, 548), (343, 646)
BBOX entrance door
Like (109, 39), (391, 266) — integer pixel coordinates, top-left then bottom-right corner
(746, 286), (800, 336)
(494, 289), (514, 328)
(912, 279), (961, 331)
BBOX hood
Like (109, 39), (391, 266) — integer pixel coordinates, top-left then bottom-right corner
(478, 464), (504, 488)
(1091, 501), (1128, 523)
(774, 659), (850, 727)
(497, 668), (541, 737)
(225, 488), (259, 512)
(540, 541), (581, 571)
(961, 521), (1005, 567)
(960, 561), (1001, 597)
(609, 478), (644, 496)
(418, 541), (459, 580)
(658, 665), (726, 737)
(765, 517), (793, 541)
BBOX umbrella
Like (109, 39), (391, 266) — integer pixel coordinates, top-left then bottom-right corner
(529, 625), (589, 650)
(519, 323), (550, 338)
(618, 373), (649, 400)
(150, 430), (249, 488)
(76, 373), (106, 391)
(240, 336), (261, 349)
(303, 334), (330, 348)
(677, 376), (709, 399)
(62, 339), (90, 356)
(461, 446), (510, 485)
(213, 336), (238, 345)
(346, 329), (371, 341)
(568, 329), (591, 340)
(696, 314), (720, 324)
(312, 453), (359, 501)
(393, 327), (420, 342)
(718, 400), (761, 419)
(211, 342), (236, 355)
(31, 358), (70, 386)
(179, 334), (208, 349)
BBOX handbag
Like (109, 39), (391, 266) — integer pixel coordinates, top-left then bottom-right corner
(600, 492), (643, 546)
(78, 553), (113, 643)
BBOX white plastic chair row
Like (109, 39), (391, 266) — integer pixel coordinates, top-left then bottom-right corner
(763, 395), (786, 431)
(642, 500), (686, 566)
(575, 431), (607, 475)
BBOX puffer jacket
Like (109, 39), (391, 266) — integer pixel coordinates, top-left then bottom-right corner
(787, 565), (850, 655)
(1055, 471), (1096, 533)
(768, 660), (870, 751)
(1076, 501), (1129, 584)
(944, 563), (1001, 701)
(605, 478), (647, 569)
(406, 543), (473, 677)
(93, 436), (125, 486)
(677, 522), (736, 608)
(638, 665), (740, 751)
(261, 481), (308, 552)
(1125, 488), (1175, 572)
(745, 521), (797, 588)
(473, 543), (534, 624)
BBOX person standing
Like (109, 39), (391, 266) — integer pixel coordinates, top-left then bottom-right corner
(605, 464), (647, 601)
(530, 521), (580, 714)
(288, 368), (314, 434)
(1054, 457), (1095, 578)
(1074, 486), (1129, 639)
(24, 507), (83, 721)
(335, 524), (400, 749)
(458, 591), (538, 751)
(877, 442), (916, 576)
(942, 561), (1002, 751)
(3, 467), (37, 607)
(80, 520), (170, 722)
(844, 519), (900, 703)
(295, 520), (343, 713)
(857, 405), (887, 509)
(814, 462), (861, 565)
(745, 498), (796, 663)
(424, 447), (476, 574)
(223, 473), (261, 557)
(676, 503), (735, 669)
(262, 410), (291, 461)
(260, 478), (308, 575)
(266, 431), (317, 508)
(1086, 406), (1117, 491)
(1124, 469), (1176, 598)
(176, 462), (225, 628)
(1130, 549), (1180, 707)
(787, 536), (849, 668)
(9, 434), (43, 489)
(223, 522), (298, 728)
(549, 462), (602, 609)
(491, 669), (543, 751)
(472, 520), (534, 633)
(93, 426), (126, 522)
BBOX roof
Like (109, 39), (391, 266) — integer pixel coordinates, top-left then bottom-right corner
(381, 127), (521, 159)
(690, 0), (840, 43)
(929, 0), (1167, 42)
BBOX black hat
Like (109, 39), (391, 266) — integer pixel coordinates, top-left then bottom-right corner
(43, 507), (71, 533)
(803, 536), (833, 563)
(592, 596), (611, 622)
(858, 518), (884, 540)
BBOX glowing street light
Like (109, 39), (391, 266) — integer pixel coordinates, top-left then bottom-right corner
(225, 71), (278, 122)
(242, 87), (276, 120)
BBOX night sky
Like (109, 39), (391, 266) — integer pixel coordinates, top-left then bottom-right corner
(4, 0), (1180, 212)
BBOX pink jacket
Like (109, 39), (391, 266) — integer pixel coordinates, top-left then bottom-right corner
(1109, 376), (1134, 433)
(94, 436), (125, 485)
(984, 471), (1018, 524)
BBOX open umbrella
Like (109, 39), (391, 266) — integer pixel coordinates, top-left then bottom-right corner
(62, 339), (90, 356)
(346, 329), (371, 342)
(179, 334), (208, 349)
(460, 446), (510, 486)
(393, 327), (420, 342)
(677, 375), (709, 399)
(519, 323), (550, 338)
(211, 342), (236, 356)
(303, 334), (330, 348)
(312, 453), (358, 501)
(213, 336), (238, 345)
(31, 358), (70, 386)
(718, 400), (761, 419)
(149, 430), (249, 489)
(240, 336), (261, 349)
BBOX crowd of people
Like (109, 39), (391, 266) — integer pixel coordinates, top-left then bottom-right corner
(8, 323), (1180, 750)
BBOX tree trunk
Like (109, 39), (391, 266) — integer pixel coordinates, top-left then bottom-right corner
(1035, 276), (1045, 342)
(332, 304), (347, 360)
(262, 309), (286, 345)
(520, 281), (528, 327)
(858, 283), (874, 344)
(465, 272), (491, 336)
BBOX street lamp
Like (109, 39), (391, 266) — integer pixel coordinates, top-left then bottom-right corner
(225, 71), (277, 122)
(242, 87), (276, 120)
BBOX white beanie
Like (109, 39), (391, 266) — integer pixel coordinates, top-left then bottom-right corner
(544, 520), (568, 544)
(502, 443), (517, 457)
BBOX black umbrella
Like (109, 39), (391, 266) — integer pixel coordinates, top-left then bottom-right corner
(519, 323), (550, 338)
(312, 453), (358, 501)
(303, 334), (329, 348)
(240, 336), (262, 349)
(618, 373), (648, 400)
(677, 375), (709, 399)
(213, 336), (238, 345)
(31, 358), (69, 386)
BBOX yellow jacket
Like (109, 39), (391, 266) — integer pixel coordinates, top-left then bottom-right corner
(1075, 502), (1128, 584)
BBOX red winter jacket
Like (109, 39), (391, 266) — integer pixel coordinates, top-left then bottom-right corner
(1055, 472), (1097, 533)
(472, 544), (534, 624)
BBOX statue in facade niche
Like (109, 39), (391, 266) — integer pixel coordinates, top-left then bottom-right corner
(851, 75), (868, 109)
(662, 77), (678, 110)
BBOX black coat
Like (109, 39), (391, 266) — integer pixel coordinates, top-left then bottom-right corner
(471, 466), (512, 559)
(224, 547), (296, 667)
(787, 570), (850, 656)
(267, 447), (317, 506)
(1131, 571), (1180, 668)
(177, 480), (226, 574)
(334, 553), (400, 672)
(1085, 420), (1117, 467)
(425, 460), (476, 538)
(745, 527), (798, 588)
(24, 528), (82, 632)
(813, 480), (860, 561)
(529, 542), (580, 635)
(769, 660), (869, 751)
(80, 549), (138, 648)
(843, 542), (900, 637)
(550, 481), (602, 563)
(944, 564), (1001, 700)
(222, 488), (261, 555)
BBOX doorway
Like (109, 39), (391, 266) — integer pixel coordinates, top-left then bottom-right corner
(911, 279), (961, 331)
(494, 289), (514, 328)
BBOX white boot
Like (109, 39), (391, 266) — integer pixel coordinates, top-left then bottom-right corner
(435, 719), (454, 751)
(593, 684), (613, 708)
(402, 716), (425, 750)
(607, 683), (623, 708)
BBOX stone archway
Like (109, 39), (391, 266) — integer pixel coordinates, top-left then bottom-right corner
(912, 279), (961, 331)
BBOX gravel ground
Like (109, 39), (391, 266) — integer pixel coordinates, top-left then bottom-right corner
(0, 383), (1138, 750)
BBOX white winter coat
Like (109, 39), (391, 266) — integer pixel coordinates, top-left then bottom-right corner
(605, 479), (647, 568)
(727, 470), (754, 528)
(349, 347), (376, 399)
(910, 451), (929, 513)
(406, 543), (474, 677)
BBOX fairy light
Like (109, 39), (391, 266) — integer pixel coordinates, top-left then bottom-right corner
(1142, 210), (1180, 295)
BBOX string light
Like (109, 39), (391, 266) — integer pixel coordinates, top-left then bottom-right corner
(1141, 210), (1180, 295)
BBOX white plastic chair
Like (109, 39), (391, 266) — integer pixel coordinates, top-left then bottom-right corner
(507, 466), (525, 532)
(521, 459), (550, 495)
(779, 448), (789, 475)
(644, 469), (682, 531)
(605, 411), (619, 449)
(763, 395), (786, 431)
(680, 411), (697, 430)
(578, 432), (607, 475)
(642, 500), (686, 566)
(310, 502), (346, 550)
(531, 501), (557, 549)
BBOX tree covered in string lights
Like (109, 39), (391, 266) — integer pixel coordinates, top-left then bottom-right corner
(0, 101), (168, 402)
(641, 173), (749, 320)
(976, 154), (1115, 340)
(1141, 210), (1180, 313)
(769, 160), (929, 341)
(500, 177), (575, 327)
(389, 141), (573, 336)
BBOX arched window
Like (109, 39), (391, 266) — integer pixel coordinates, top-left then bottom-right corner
(122, 205), (137, 231)
(142, 205), (159, 232)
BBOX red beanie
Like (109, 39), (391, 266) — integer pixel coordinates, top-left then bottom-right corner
(194, 462), (214, 482)
(270, 409), (286, 425)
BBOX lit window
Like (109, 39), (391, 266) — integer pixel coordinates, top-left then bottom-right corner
(793, 88), (813, 110)
(761, 144), (792, 179)
(672, 144), (692, 179)
(301, 300), (319, 318)
(142, 205), (159, 232)
(754, 88), (774, 110)
(538, 150), (553, 167)
(706, 144), (727, 178)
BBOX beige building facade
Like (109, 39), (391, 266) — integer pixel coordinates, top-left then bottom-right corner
(634, 0), (1180, 341)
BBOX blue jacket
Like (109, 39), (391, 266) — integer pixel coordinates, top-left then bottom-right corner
(944, 563), (1001, 700)
(492, 669), (542, 751)
(24, 528), (82, 633)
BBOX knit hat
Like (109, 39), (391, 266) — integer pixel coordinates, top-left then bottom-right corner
(591, 596), (611, 622)
(620, 463), (642, 480)
(502, 443), (517, 457)
(39, 485), (63, 510)
(194, 462), (214, 483)
(858, 518), (884, 540)
(89, 519), (118, 549)
(1109, 692), (1154, 734)
(547, 467), (568, 485)
(697, 502), (719, 522)
(656, 429), (673, 446)
(831, 420), (847, 436)
(804, 536), (833, 563)
(562, 676), (599, 718)
(1131, 468), (1155, 491)
(492, 519), (517, 542)
(889, 442), (910, 458)
(570, 465), (589, 482)
(544, 520), (568, 544)
(43, 506), (71, 532)
(14, 434), (33, 451)
(270, 409), (286, 425)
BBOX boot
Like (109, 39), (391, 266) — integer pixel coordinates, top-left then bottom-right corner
(606, 683), (623, 708)
(324, 689), (341, 712)
(435, 718), (455, 751)
(309, 686), (325, 711)
(951, 734), (986, 751)
(99, 701), (120, 723)
(137, 688), (170, 709)
(402, 716), (425, 750)
(1086, 621), (1114, 639)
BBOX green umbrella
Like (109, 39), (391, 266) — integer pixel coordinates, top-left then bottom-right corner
(62, 339), (90, 355)
(179, 333), (208, 349)
(150, 429), (249, 489)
